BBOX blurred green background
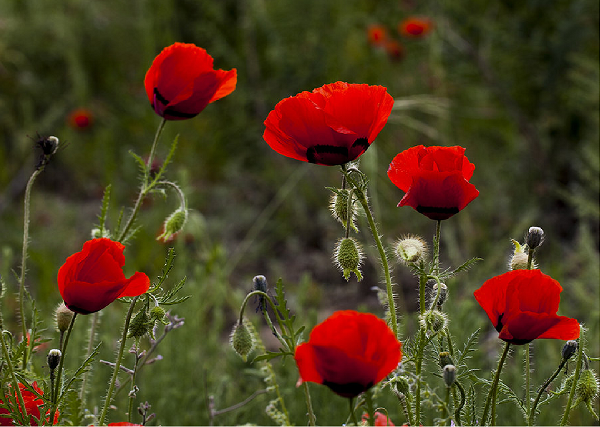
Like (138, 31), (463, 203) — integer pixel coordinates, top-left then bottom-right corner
(0, 0), (598, 425)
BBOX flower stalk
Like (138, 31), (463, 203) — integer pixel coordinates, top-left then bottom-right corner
(481, 342), (511, 426)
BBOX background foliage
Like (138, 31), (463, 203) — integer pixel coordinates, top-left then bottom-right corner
(0, 0), (598, 425)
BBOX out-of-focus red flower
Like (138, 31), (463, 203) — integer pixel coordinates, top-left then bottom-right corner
(264, 82), (394, 166)
(58, 238), (150, 314)
(367, 24), (388, 46)
(474, 270), (580, 345)
(108, 423), (143, 426)
(362, 411), (395, 426)
(294, 310), (402, 397)
(385, 40), (405, 60)
(144, 42), (237, 120)
(68, 108), (93, 129)
(0, 382), (58, 426)
(398, 17), (433, 38)
(387, 145), (479, 220)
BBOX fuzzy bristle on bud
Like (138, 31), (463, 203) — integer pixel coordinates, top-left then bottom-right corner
(395, 235), (427, 264)
(419, 310), (448, 333)
(334, 237), (363, 281)
(157, 208), (188, 242)
(55, 303), (74, 332)
(330, 189), (357, 231)
(128, 310), (152, 339)
(526, 226), (545, 250)
(429, 282), (448, 308)
(576, 369), (599, 404)
(231, 318), (254, 362)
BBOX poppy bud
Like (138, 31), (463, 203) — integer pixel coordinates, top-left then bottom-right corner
(55, 303), (74, 332)
(395, 235), (427, 264)
(439, 351), (454, 369)
(128, 310), (152, 338)
(575, 369), (599, 404)
(47, 349), (62, 371)
(90, 228), (110, 239)
(419, 310), (447, 333)
(509, 239), (534, 270)
(157, 208), (188, 242)
(526, 226), (545, 250)
(443, 364), (456, 387)
(430, 282), (448, 308)
(230, 318), (254, 362)
(334, 237), (363, 281)
(149, 306), (168, 325)
(330, 189), (357, 231)
(393, 376), (411, 395)
(562, 340), (578, 361)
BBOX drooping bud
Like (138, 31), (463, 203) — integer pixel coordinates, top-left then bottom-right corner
(157, 208), (188, 242)
(230, 318), (254, 362)
(526, 226), (545, 250)
(419, 310), (448, 333)
(128, 310), (152, 338)
(55, 303), (75, 332)
(395, 235), (427, 264)
(429, 282), (448, 308)
(509, 239), (533, 270)
(330, 189), (358, 231)
(334, 237), (363, 281)
(439, 351), (454, 369)
(443, 364), (456, 387)
(47, 349), (62, 371)
(575, 369), (599, 404)
(562, 340), (578, 361)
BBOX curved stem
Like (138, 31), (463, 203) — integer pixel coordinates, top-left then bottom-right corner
(99, 296), (139, 425)
(117, 118), (166, 242)
(454, 380), (466, 425)
(481, 342), (511, 426)
(529, 358), (567, 425)
(18, 168), (43, 369)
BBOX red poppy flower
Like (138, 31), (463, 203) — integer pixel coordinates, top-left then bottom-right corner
(362, 411), (395, 426)
(473, 270), (580, 345)
(294, 310), (402, 397)
(0, 382), (58, 426)
(387, 145), (479, 220)
(144, 42), (237, 120)
(385, 40), (405, 61)
(58, 238), (150, 314)
(68, 108), (93, 129)
(398, 17), (433, 38)
(264, 82), (394, 166)
(367, 24), (388, 46)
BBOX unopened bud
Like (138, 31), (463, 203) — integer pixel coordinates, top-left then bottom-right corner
(334, 237), (363, 281)
(395, 236), (427, 264)
(419, 310), (448, 333)
(575, 369), (599, 403)
(157, 208), (188, 242)
(439, 351), (454, 369)
(561, 340), (578, 361)
(47, 349), (62, 371)
(330, 189), (357, 231)
(91, 227), (110, 239)
(393, 376), (411, 395)
(55, 303), (75, 332)
(526, 227), (545, 250)
(443, 364), (456, 387)
(149, 306), (168, 325)
(128, 310), (152, 338)
(231, 319), (254, 362)
(509, 239), (534, 270)
(430, 282), (448, 308)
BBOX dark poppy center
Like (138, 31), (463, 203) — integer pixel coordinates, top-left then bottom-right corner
(153, 88), (198, 119)
(323, 380), (373, 398)
(306, 137), (370, 166)
(416, 206), (459, 221)
(495, 313), (504, 333)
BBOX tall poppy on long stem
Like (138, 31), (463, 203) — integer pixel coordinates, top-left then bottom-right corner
(263, 82), (394, 166)
(144, 42), (237, 120)
(294, 310), (402, 398)
(474, 269), (580, 345)
(58, 238), (150, 314)
(388, 145), (479, 220)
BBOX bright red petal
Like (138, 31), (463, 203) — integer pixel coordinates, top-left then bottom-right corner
(209, 68), (238, 103)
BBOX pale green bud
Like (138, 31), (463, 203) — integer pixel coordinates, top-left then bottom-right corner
(230, 319), (254, 362)
(334, 237), (363, 281)
(157, 208), (188, 242)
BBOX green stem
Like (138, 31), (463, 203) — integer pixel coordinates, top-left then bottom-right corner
(444, 385), (451, 425)
(529, 358), (567, 425)
(525, 344), (531, 415)
(454, 380), (466, 426)
(117, 118), (166, 242)
(433, 220), (442, 276)
(18, 168), (43, 369)
(481, 342), (511, 426)
(0, 316), (27, 425)
(127, 350), (141, 423)
(49, 313), (78, 425)
(365, 389), (375, 426)
(560, 326), (584, 425)
(99, 297), (139, 425)
(303, 382), (316, 426)
(348, 397), (359, 426)
(415, 329), (425, 426)
(79, 311), (100, 403)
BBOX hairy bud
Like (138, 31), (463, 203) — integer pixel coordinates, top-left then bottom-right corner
(330, 189), (357, 231)
(47, 349), (62, 371)
(526, 226), (545, 250)
(55, 303), (75, 332)
(230, 318), (254, 362)
(395, 235), (427, 264)
(576, 369), (599, 404)
(562, 340), (578, 361)
(334, 237), (363, 281)
(157, 208), (188, 242)
(443, 364), (456, 387)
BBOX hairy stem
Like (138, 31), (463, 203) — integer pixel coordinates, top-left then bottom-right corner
(49, 313), (78, 425)
(560, 326), (584, 425)
(481, 342), (511, 426)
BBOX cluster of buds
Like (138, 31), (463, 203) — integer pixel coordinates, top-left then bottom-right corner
(509, 226), (545, 270)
